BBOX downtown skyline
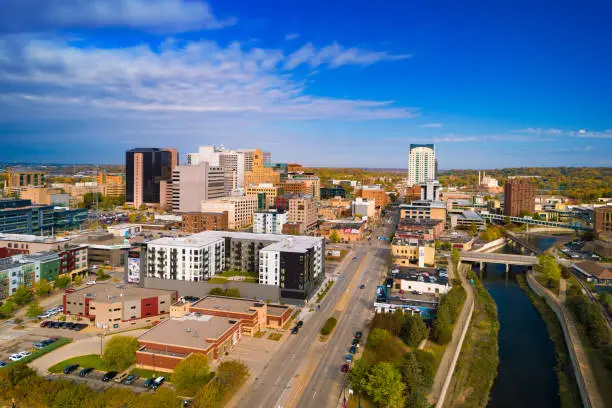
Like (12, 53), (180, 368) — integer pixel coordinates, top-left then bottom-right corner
(0, 0), (611, 168)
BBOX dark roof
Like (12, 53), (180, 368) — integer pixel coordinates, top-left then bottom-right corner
(576, 261), (612, 280)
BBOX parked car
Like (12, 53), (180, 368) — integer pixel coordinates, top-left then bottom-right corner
(151, 376), (165, 390)
(74, 323), (87, 331)
(86, 281), (97, 286)
(341, 363), (350, 373)
(8, 354), (23, 362)
(291, 326), (299, 334)
(79, 367), (94, 377)
(64, 364), (79, 374)
(65, 289), (76, 294)
(344, 354), (354, 363)
(40, 321), (51, 328)
(122, 374), (139, 385)
(48, 337), (59, 342)
(296, 321), (304, 328)
(102, 371), (118, 382)
(114, 373), (129, 383)
(33, 342), (46, 350)
(349, 345), (357, 354)
(144, 378), (156, 388)
(352, 338), (360, 346)
(19, 351), (31, 358)
(354, 331), (362, 339)
(51, 322), (61, 328)
(0, 361), (7, 368)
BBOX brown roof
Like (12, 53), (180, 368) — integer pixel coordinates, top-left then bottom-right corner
(191, 296), (261, 315)
(67, 283), (174, 303)
(138, 315), (239, 350)
(576, 261), (612, 280)
(267, 304), (291, 317)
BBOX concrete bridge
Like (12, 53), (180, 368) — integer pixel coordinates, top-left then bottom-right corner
(460, 251), (538, 273)
(502, 230), (543, 255)
(480, 212), (592, 231)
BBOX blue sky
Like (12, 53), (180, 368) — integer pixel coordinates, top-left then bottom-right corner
(0, 0), (610, 168)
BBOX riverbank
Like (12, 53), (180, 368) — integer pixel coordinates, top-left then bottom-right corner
(443, 270), (499, 408)
(516, 275), (583, 408)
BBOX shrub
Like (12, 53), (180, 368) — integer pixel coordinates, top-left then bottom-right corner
(320, 317), (338, 335)
(103, 336), (139, 370)
(432, 323), (452, 345)
(400, 315), (428, 347)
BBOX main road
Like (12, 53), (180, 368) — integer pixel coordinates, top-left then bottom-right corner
(234, 209), (396, 408)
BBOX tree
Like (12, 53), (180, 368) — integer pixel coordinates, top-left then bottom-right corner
(348, 358), (371, 394)
(362, 362), (405, 408)
(538, 255), (561, 283)
(329, 230), (341, 243)
(217, 360), (249, 389)
(367, 328), (392, 350)
(54, 275), (71, 289)
(397, 352), (434, 408)
(73, 275), (83, 286)
(209, 287), (225, 296)
(451, 247), (461, 273)
(172, 353), (211, 395)
(35, 278), (53, 296)
(103, 336), (139, 370)
(0, 300), (15, 318)
(26, 301), (44, 318)
(50, 382), (95, 408)
(400, 315), (428, 347)
(432, 322), (452, 345)
(12, 286), (34, 306)
(138, 204), (147, 211)
(195, 380), (225, 408)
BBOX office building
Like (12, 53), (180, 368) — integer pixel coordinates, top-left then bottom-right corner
(408, 144), (436, 187)
(0, 199), (86, 235)
(253, 209), (288, 234)
(262, 151), (271, 164)
(125, 148), (178, 208)
(171, 163), (225, 213)
(319, 220), (365, 243)
(594, 205), (612, 238)
(244, 149), (281, 186)
(285, 174), (320, 201)
(63, 283), (177, 330)
(187, 146), (246, 193)
(236, 149), (256, 172)
(396, 218), (444, 240)
(100, 183), (126, 198)
(420, 180), (441, 201)
(95, 173), (124, 185)
(288, 195), (318, 232)
(20, 187), (70, 206)
(181, 212), (229, 233)
(246, 183), (281, 210)
(504, 178), (535, 217)
(6, 168), (45, 193)
(356, 185), (390, 209)
(320, 186), (347, 199)
(0, 252), (61, 300)
(391, 237), (435, 267)
(351, 198), (377, 219)
(201, 196), (258, 230)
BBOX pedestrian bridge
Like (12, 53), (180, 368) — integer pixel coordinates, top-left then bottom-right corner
(460, 251), (539, 267)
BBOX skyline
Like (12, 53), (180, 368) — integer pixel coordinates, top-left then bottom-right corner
(1, 0), (611, 168)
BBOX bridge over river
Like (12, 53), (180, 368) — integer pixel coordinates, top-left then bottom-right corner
(460, 251), (538, 273)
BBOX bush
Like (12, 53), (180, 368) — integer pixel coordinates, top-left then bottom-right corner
(54, 275), (71, 290)
(208, 287), (241, 297)
(566, 293), (610, 348)
(26, 301), (44, 318)
(103, 336), (140, 370)
(12, 286), (34, 306)
(400, 315), (428, 347)
(432, 323), (452, 345)
(320, 317), (338, 335)
(0, 300), (15, 318)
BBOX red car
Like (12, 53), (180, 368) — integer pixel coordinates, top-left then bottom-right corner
(341, 364), (350, 373)
(40, 321), (51, 328)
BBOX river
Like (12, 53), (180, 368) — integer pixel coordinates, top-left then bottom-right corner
(480, 236), (561, 408)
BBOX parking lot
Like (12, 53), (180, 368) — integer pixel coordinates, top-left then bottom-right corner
(52, 369), (156, 393)
(0, 332), (60, 364)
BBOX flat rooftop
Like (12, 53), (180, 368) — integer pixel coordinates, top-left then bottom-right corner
(0, 233), (72, 243)
(138, 315), (239, 350)
(68, 283), (174, 303)
(147, 235), (225, 248)
(191, 296), (261, 315)
(194, 231), (323, 253)
(394, 267), (449, 286)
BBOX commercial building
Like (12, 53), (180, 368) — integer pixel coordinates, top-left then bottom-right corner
(420, 180), (441, 201)
(187, 146), (246, 193)
(594, 205), (612, 238)
(20, 187), (69, 206)
(72, 232), (131, 267)
(285, 174), (320, 201)
(125, 148), (178, 208)
(449, 211), (485, 229)
(244, 149), (281, 186)
(95, 173), (124, 185)
(504, 178), (535, 217)
(181, 212), (229, 233)
(288, 194), (318, 232)
(63, 283), (177, 330)
(400, 201), (446, 224)
(351, 198), (377, 219)
(573, 261), (612, 287)
(319, 220), (365, 243)
(253, 209), (288, 234)
(282, 180), (308, 195)
(391, 237), (435, 267)
(408, 144), (436, 187)
(100, 183), (126, 198)
(356, 185), (390, 209)
(392, 267), (450, 295)
(201, 196), (258, 230)
(396, 218), (444, 240)
(6, 168), (45, 193)
(0, 199), (87, 235)
(171, 163), (225, 213)
(320, 186), (347, 199)
(246, 183), (281, 210)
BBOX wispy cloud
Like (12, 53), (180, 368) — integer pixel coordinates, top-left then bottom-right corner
(284, 41), (410, 70)
(420, 123), (442, 128)
(285, 33), (300, 41)
(514, 127), (612, 139)
(513, 127), (563, 135)
(0, 0), (236, 33)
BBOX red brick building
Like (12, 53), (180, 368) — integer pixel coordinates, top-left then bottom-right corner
(181, 211), (229, 233)
(504, 178), (535, 217)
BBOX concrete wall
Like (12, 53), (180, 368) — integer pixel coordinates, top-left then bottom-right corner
(143, 277), (281, 302)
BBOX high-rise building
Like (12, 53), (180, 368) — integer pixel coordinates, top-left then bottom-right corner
(288, 194), (318, 232)
(504, 178), (535, 217)
(126, 148), (178, 208)
(420, 180), (441, 201)
(244, 149), (281, 186)
(262, 151), (271, 164)
(171, 163), (225, 213)
(237, 149), (256, 172)
(187, 146), (245, 193)
(356, 185), (390, 209)
(201, 196), (258, 229)
(246, 183), (281, 210)
(408, 144), (436, 187)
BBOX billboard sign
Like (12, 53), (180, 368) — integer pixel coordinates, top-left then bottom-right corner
(127, 250), (141, 283)
(376, 285), (388, 302)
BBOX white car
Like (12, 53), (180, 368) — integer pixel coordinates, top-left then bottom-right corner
(9, 353), (24, 362)
(19, 351), (31, 358)
(86, 281), (96, 286)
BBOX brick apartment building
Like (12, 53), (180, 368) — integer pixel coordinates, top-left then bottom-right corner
(504, 178), (535, 217)
(181, 212), (229, 233)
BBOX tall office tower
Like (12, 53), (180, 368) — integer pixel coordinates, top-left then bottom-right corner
(187, 146), (245, 193)
(171, 163), (225, 212)
(262, 151), (271, 164)
(504, 178), (535, 217)
(420, 180), (441, 201)
(408, 144), (436, 187)
(244, 149), (281, 186)
(237, 149), (256, 172)
(126, 148), (178, 208)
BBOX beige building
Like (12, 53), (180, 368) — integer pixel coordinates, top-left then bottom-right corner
(244, 149), (280, 186)
(20, 187), (67, 205)
(171, 163), (225, 213)
(100, 183), (126, 198)
(285, 174), (320, 201)
(391, 237), (435, 267)
(201, 196), (258, 229)
(246, 183), (281, 210)
(6, 168), (45, 193)
(288, 195), (318, 232)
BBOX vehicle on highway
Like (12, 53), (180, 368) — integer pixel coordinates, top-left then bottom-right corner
(102, 371), (118, 382)
(64, 364), (79, 374)
(296, 321), (304, 328)
(359, 284), (365, 289)
(151, 376), (165, 390)
(349, 345), (357, 354)
(0, 361), (7, 368)
(352, 257), (358, 261)
(122, 374), (139, 385)
(79, 367), (94, 377)
(344, 354), (354, 363)
(144, 378), (156, 388)
(291, 326), (299, 334)
(341, 363), (350, 373)
(114, 373), (129, 383)
(354, 331), (362, 339)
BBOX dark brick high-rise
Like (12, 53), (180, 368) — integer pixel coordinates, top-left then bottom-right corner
(504, 178), (535, 217)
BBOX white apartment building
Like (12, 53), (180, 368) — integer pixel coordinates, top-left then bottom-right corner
(187, 146), (245, 192)
(351, 198), (376, 219)
(201, 196), (258, 229)
(171, 163), (225, 213)
(408, 144), (436, 187)
(253, 210), (288, 234)
(146, 235), (225, 281)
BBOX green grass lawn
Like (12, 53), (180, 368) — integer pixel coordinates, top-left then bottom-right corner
(130, 368), (172, 382)
(48, 353), (108, 373)
(208, 277), (228, 284)
(267, 332), (282, 341)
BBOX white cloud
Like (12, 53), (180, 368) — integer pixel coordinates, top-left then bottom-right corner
(420, 123), (442, 128)
(284, 41), (410, 70)
(285, 33), (300, 41)
(514, 127), (612, 139)
(513, 127), (564, 135)
(0, 0), (236, 33)
(0, 36), (415, 121)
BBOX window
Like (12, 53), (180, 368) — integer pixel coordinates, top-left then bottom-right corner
(160, 301), (165, 304)
(131, 306), (136, 309)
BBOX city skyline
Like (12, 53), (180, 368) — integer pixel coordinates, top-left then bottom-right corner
(0, 0), (611, 168)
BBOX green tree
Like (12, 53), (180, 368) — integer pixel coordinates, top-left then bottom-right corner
(0, 300), (15, 318)
(73, 275), (83, 286)
(26, 301), (44, 318)
(51, 382), (95, 408)
(209, 287), (224, 296)
(103, 336), (139, 370)
(451, 247), (461, 273)
(348, 358), (371, 394)
(12, 285), (34, 305)
(538, 255), (561, 284)
(35, 278), (53, 296)
(400, 315), (428, 347)
(432, 321), (453, 345)
(397, 352), (434, 408)
(217, 360), (249, 389)
(362, 362), (405, 408)
(367, 328), (392, 350)
(172, 353), (211, 395)
(329, 230), (341, 243)
(54, 275), (71, 289)
(195, 380), (225, 408)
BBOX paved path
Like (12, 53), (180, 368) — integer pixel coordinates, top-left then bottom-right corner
(428, 262), (475, 406)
